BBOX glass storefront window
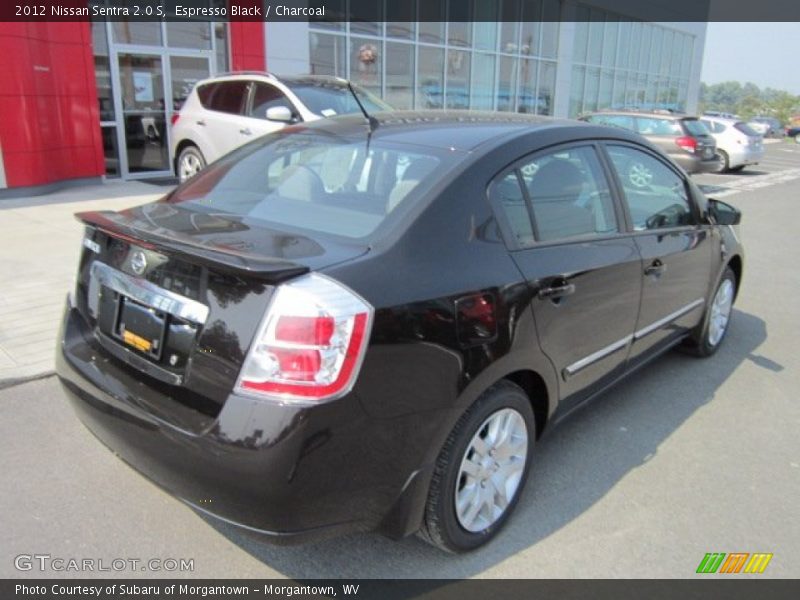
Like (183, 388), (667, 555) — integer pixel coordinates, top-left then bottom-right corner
(350, 37), (383, 96)
(385, 42), (414, 109)
(418, 47), (444, 108)
(446, 49), (470, 109)
(537, 61), (556, 115)
(474, 21), (498, 52)
(471, 53), (495, 110)
(170, 56), (209, 111)
(386, 2), (415, 39)
(310, 32), (346, 77)
(518, 58), (537, 113)
(101, 126), (120, 177)
(497, 56), (518, 111)
(215, 23), (229, 72)
(91, 21), (114, 122)
(167, 22), (211, 50)
(447, 1), (472, 47)
(112, 22), (162, 46)
(350, 0), (383, 37)
(570, 66), (585, 117)
(500, 0), (520, 53)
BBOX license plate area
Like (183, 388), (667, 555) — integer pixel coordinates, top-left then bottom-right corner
(113, 294), (167, 359)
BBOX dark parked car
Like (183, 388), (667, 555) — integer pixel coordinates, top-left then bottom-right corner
(57, 111), (743, 553)
(579, 111), (719, 177)
(786, 125), (800, 143)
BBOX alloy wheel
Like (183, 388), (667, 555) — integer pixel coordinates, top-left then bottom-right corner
(708, 278), (734, 347)
(454, 408), (528, 533)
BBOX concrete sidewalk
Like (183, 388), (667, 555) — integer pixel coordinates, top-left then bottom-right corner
(0, 180), (171, 384)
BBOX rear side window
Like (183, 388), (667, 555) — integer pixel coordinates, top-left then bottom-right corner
(196, 83), (216, 108)
(249, 83), (296, 119)
(636, 117), (682, 136)
(607, 145), (695, 230)
(701, 119), (725, 134)
(208, 81), (248, 114)
(734, 122), (760, 136)
(492, 146), (618, 245)
(681, 118), (710, 136)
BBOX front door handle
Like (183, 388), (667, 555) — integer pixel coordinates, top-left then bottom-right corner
(538, 282), (576, 300)
(239, 128), (252, 135)
(644, 259), (667, 277)
(196, 120), (206, 126)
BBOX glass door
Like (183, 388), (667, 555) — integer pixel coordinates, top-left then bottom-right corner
(116, 52), (169, 175)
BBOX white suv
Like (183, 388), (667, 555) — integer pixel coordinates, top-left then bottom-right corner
(699, 116), (764, 173)
(170, 73), (391, 182)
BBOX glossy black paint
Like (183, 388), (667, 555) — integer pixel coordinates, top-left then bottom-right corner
(56, 111), (743, 543)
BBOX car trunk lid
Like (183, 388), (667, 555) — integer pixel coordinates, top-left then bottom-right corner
(72, 205), (368, 429)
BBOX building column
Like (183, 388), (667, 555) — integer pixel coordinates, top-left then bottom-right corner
(552, 1), (578, 118)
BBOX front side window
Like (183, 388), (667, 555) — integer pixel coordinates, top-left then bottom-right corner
(492, 146), (618, 245)
(607, 145), (695, 230)
(249, 83), (296, 119)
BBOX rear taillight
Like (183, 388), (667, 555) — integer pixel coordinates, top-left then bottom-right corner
(170, 113), (180, 126)
(675, 136), (697, 153)
(235, 273), (373, 404)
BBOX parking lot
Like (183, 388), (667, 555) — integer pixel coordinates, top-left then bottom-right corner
(1, 141), (798, 579)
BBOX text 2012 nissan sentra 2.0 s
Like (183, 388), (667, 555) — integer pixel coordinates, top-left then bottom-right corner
(57, 111), (743, 553)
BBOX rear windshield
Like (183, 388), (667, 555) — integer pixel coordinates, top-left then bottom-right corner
(681, 119), (710, 136)
(167, 132), (452, 240)
(734, 122), (760, 136)
(285, 82), (392, 117)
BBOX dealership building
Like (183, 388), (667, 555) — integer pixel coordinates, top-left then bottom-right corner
(0, 1), (707, 195)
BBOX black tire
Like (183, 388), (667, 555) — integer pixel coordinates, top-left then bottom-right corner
(715, 150), (730, 173)
(177, 145), (206, 182)
(728, 165), (745, 172)
(682, 267), (737, 357)
(418, 381), (535, 553)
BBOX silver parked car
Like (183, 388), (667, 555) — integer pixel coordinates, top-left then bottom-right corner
(700, 116), (764, 173)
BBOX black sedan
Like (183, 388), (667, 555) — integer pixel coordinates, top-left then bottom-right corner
(57, 111), (743, 553)
(786, 125), (800, 142)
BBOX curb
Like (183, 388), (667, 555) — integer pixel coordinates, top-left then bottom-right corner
(0, 371), (56, 391)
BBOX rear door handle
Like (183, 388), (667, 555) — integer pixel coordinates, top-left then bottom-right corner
(538, 282), (576, 300)
(196, 120), (206, 126)
(239, 128), (252, 135)
(644, 259), (667, 277)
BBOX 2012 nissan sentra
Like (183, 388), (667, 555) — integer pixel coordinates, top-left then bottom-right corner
(56, 110), (743, 553)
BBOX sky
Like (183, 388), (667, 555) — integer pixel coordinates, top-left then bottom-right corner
(701, 22), (800, 94)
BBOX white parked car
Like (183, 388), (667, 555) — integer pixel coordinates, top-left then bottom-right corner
(699, 116), (764, 173)
(170, 73), (392, 182)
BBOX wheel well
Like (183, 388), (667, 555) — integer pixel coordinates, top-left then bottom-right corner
(173, 140), (198, 174)
(504, 370), (549, 439)
(727, 255), (742, 300)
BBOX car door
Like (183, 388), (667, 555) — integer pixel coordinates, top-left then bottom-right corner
(203, 80), (250, 160)
(604, 143), (713, 364)
(240, 81), (301, 141)
(491, 144), (642, 408)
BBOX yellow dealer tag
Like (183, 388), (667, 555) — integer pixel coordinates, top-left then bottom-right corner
(122, 329), (152, 352)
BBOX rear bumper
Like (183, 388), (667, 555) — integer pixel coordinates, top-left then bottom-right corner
(56, 300), (435, 543)
(671, 153), (719, 174)
(726, 146), (764, 168)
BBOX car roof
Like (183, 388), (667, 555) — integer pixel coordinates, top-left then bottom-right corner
(701, 115), (741, 124)
(194, 72), (351, 88)
(586, 110), (693, 121)
(281, 109), (640, 152)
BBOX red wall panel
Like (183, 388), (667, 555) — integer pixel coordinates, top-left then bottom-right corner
(0, 20), (103, 189)
(229, 21), (266, 72)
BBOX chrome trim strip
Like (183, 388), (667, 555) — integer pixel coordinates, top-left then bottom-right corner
(563, 335), (633, 379)
(90, 261), (209, 325)
(633, 298), (705, 341)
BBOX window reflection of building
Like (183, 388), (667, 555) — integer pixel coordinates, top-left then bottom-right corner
(308, 0), (561, 115)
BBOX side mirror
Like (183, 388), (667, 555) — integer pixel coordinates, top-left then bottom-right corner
(708, 198), (741, 226)
(265, 106), (294, 123)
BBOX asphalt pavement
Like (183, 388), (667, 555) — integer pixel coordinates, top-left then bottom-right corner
(1, 142), (799, 578)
